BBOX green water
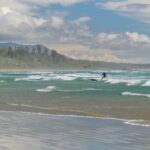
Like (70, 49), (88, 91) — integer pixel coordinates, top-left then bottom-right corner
(0, 71), (150, 121)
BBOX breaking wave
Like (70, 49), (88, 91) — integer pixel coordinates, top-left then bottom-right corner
(36, 86), (56, 92)
(15, 75), (43, 81)
(105, 79), (141, 86)
(13, 71), (150, 89)
(15, 75), (77, 81)
(142, 80), (150, 86)
(122, 92), (150, 98)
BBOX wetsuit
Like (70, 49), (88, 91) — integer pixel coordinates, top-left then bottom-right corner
(101, 72), (106, 80)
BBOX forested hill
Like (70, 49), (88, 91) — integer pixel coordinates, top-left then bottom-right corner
(0, 43), (149, 70)
(0, 43), (74, 69)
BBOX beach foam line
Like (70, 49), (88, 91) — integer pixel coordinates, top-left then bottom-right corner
(122, 91), (150, 98)
(36, 86), (55, 92)
(22, 114), (150, 128)
(124, 120), (150, 127)
(6, 103), (150, 127)
(0, 109), (150, 128)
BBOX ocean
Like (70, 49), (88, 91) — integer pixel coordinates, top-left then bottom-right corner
(0, 70), (150, 149)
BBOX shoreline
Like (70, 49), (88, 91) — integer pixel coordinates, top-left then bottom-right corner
(0, 70), (150, 128)
(1, 104), (150, 127)
(0, 106), (150, 128)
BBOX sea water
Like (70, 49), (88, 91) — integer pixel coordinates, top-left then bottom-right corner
(0, 70), (150, 149)
(0, 70), (150, 120)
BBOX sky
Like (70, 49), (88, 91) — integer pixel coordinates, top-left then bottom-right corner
(1, 0), (150, 63)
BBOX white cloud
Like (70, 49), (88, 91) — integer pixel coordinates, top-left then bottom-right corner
(0, 0), (30, 13)
(125, 32), (150, 43)
(96, 0), (150, 23)
(0, 0), (87, 33)
(51, 16), (64, 29)
(0, 0), (86, 28)
(0, 8), (46, 28)
(73, 16), (91, 25)
(1, 0), (150, 63)
(63, 32), (150, 63)
(97, 32), (150, 46)
(0, 7), (14, 15)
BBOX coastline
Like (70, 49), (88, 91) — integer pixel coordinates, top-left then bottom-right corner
(0, 70), (150, 127)
(1, 103), (150, 126)
(0, 104), (150, 128)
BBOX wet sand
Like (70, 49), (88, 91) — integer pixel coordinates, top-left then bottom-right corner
(1, 103), (150, 124)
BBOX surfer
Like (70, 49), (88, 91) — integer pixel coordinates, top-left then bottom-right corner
(90, 72), (107, 82)
(101, 72), (107, 80)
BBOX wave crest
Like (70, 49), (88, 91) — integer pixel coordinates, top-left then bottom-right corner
(36, 86), (55, 92)
(106, 79), (141, 86)
(122, 91), (150, 98)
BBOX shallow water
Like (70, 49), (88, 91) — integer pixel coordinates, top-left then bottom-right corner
(0, 111), (149, 150)
(0, 70), (150, 121)
(0, 71), (150, 149)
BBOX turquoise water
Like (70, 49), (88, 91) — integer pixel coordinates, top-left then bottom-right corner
(0, 111), (149, 150)
(0, 70), (150, 120)
(0, 71), (150, 149)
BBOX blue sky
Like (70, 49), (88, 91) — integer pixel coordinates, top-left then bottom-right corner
(51, 1), (150, 34)
(1, 0), (150, 63)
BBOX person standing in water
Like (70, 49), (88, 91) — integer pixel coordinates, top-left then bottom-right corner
(90, 72), (107, 81)
(101, 72), (107, 80)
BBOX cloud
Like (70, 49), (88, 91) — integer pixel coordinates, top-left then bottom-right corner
(97, 32), (150, 50)
(51, 16), (64, 29)
(73, 16), (91, 25)
(62, 32), (150, 63)
(0, 7), (14, 15)
(0, 7), (46, 29)
(1, 0), (150, 63)
(0, 0), (87, 27)
(95, 32), (150, 62)
(96, 0), (150, 24)
(0, 0), (87, 33)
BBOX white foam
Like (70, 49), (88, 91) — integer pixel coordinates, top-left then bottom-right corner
(122, 91), (150, 98)
(15, 74), (77, 81)
(15, 75), (43, 81)
(40, 115), (150, 128)
(44, 75), (76, 81)
(7, 103), (19, 106)
(0, 110), (149, 128)
(142, 80), (150, 86)
(20, 104), (34, 108)
(0, 80), (4, 83)
(106, 79), (141, 86)
(124, 120), (150, 127)
(36, 86), (55, 92)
